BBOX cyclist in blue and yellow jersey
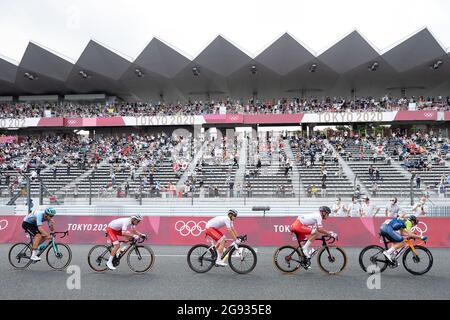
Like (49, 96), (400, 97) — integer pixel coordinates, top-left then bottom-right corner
(22, 207), (57, 261)
(380, 214), (427, 262)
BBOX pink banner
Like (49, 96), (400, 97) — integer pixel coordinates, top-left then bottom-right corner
(64, 118), (125, 127)
(0, 136), (18, 143)
(243, 114), (304, 124)
(37, 117), (64, 126)
(1, 216), (448, 247)
(445, 112), (450, 121)
(203, 114), (244, 124)
(394, 111), (437, 121)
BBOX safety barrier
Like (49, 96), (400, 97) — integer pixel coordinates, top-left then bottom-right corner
(1, 216), (448, 247)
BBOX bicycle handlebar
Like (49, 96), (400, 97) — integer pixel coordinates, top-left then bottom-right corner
(50, 231), (69, 239)
(237, 235), (247, 243)
(322, 235), (336, 244)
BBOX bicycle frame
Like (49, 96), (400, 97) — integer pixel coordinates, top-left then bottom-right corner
(28, 231), (69, 257)
(201, 236), (246, 262)
(380, 236), (423, 262)
(294, 235), (336, 258)
(110, 237), (146, 261)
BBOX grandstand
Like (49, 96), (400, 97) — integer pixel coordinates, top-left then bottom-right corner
(0, 29), (450, 216)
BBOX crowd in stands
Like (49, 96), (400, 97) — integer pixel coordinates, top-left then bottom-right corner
(0, 132), (191, 198)
(1, 95), (450, 119)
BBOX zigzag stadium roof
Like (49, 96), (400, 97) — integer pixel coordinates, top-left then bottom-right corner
(0, 27), (449, 101)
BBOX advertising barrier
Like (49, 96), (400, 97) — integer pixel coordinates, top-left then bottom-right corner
(1, 216), (448, 247)
(0, 111), (446, 129)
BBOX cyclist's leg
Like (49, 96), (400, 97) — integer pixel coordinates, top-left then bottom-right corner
(291, 220), (314, 254)
(382, 225), (403, 256)
(205, 228), (224, 262)
(106, 228), (121, 264)
(23, 222), (42, 260)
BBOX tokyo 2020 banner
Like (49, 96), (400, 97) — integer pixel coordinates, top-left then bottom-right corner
(0, 216), (448, 247)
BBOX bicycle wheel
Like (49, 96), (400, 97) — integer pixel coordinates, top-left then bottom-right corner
(127, 245), (155, 273)
(87, 245), (111, 272)
(402, 245), (433, 275)
(228, 244), (257, 274)
(8, 243), (33, 269)
(358, 245), (388, 273)
(273, 246), (302, 273)
(46, 243), (72, 270)
(317, 246), (347, 275)
(187, 244), (215, 273)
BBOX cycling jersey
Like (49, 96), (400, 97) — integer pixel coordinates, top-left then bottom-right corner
(291, 213), (323, 241)
(297, 213), (323, 227)
(380, 217), (411, 243)
(23, 211), (51, 227)
(108, 217), (136, 232)
(206, 216), (234, 229)
(386, 218), (406, 231)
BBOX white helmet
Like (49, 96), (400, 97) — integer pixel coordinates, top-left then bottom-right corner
(131, 214), (143, 221)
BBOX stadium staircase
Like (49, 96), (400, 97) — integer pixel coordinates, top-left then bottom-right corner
(283, 139), (302, 196)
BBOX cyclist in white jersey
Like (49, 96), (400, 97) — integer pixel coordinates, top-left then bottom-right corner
(204, 209), (240, 267)
(290, 206), (337, 258)
(106, 214), (146, 270)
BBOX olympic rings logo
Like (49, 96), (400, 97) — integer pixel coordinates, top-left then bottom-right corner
(174, 220), (207, 237)
(0, 219), (8, 231)
(411, 221), (428, 236)
(424, 112), (434, 118)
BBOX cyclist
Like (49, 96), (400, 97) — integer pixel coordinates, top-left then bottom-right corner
(204, 209), (240, 267)
(290, 206), (337, 258)
(380, 214), (427, 262)
(22, 207), (56, 261)
(106, 214), (146, 270)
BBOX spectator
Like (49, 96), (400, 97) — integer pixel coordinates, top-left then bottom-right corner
(368, 165), (374, 180)
(311, 184), (318, 198)
(346, 196), (362, 217)
(412, 196), (427, 215)
(375, 167), (381, 181)
(385, 197), (402, 217)
(416, 173), (421, 189)
(361, 196), (380, 216)
(321, 182), (327, 197)
(332, 197), (346, 216)
(125, 181), (130, 197)
(371, 182), (379, 197)
(246, 182), (252, 197)
(438, 183), (446, 199)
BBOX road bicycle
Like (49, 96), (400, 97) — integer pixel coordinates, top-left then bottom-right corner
(87, 235), (155, 273)
(359, 234), (433, 275)
(8, 230), (72, 270)
(187, 235), (257, 274)
(273, 235), (347, 275)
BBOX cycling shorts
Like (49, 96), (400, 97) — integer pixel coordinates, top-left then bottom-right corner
(380, 224), (403, 243)
(106, 227), (123, 245)
(205, 227), (224, 242)
(291, 219), (314, 240)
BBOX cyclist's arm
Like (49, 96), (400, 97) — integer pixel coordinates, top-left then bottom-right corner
(316, 226), (332, 236)
(397, 212), (407, 219)
(228, 227), (238, 240)
(37, 225), (50, 237)
(401, 229), (422, 240)
(47, 218), (55, 232)
(36, 214), (50, 237)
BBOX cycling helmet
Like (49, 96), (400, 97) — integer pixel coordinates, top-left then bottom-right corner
(319, 206), (331, 215)
(228, 209), (238, 217)
(44, 207), (56, 216)
(131, 214), (143, 221)
(408, 215), (418, 225)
